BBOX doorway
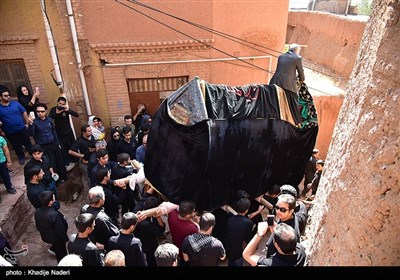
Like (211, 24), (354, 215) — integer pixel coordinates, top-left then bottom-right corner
(127, 76), (189, 117)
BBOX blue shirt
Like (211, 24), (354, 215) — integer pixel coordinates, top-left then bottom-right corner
(27, 116), (59, 145)
(0, 101), (26, 134)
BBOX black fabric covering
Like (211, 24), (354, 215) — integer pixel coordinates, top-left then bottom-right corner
(145, 101), (318, 211)
(205, 83), (281, 119)
(145, 101), (209, 206)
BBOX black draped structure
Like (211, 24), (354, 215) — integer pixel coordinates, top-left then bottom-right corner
(145, 78), (318, 211)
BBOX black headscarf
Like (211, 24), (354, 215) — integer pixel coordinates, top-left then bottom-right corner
(16, 85), (39, 113)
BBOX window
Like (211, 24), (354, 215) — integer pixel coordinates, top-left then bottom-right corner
(0, 60), (31, 98)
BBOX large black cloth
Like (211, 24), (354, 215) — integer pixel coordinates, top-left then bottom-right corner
(145, 79), (318, 211)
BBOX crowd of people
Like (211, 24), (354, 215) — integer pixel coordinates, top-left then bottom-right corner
(0, 43), (326, 266)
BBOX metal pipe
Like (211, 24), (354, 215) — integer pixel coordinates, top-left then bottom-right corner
(41, 0), (77, 140)
(40, 0), (63, 87)
(66, 0), (92, 116)
(105, 55), (272, 67)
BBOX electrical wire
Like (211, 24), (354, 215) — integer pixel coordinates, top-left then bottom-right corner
(121, 0), (344, 94)
(115, 0), (271, 74)
(126, 0), (346, 83)
(128, 0), (282, 58)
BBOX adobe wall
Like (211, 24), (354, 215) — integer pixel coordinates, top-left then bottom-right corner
(286, 11), (366, 159)
(303, 0), (400, 265)
(312, 94), (343, 160)
(287, 11), (367, 79)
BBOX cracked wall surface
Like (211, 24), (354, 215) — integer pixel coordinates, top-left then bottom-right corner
(303, 0), (400, 266)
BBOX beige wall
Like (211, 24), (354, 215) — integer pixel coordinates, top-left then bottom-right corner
(76, 0), (291, 127)
(287, 11), (367, 79)
(304, 0), (400, 265)
(313, 95), (344, 160)
(0, 0), (90, 129)
(286, 11), (367, 159)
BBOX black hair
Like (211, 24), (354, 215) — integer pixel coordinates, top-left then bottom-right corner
(26, 165), (42, 180)
(57, 96), (67, 103)
(117, 153), (130, 164)
(75, 213), (95, 233)
(36, 103), (48, 111)
(121, 212), (138, 230)
(0, 85), (9, 95)
(95, 167), (109, 182)
(233, 189), (251, 214)
(96, 149), (108, 159)
(30, 144), (44, 155)
(122, 126), (131, 135)
(143, 196), (159, 210)
(178, 200), (196, 217)
(270, 184), (282, 196)
(81, 123), (90, 134)
(39, 191), (54, 207)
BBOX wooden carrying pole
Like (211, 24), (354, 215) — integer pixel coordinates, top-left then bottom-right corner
(258, 197), (273, 210)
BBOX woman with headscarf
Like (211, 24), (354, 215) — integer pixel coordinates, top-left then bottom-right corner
(17, 85), (40, 115)
(106, 127), (121, 162)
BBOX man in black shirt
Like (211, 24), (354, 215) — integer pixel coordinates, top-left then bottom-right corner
(243, 222), (306, 266)
(68, 213), (104, 266)
(34, 191), (68, 262)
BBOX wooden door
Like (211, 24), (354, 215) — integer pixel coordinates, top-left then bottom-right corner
(128, 91), (160, 117)
(127, 76), (188, 117)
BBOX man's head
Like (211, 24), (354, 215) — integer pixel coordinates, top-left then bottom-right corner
(275, 194), (296, 221)
(267, 184), (282, 197)
(27, 165), (44, 182)
(124, 115), (133, 126)
(88, 140), (96, 153)
(117, 152), (130, 166)
(143, 196), (159, 210)
(289, 43), (301, 54)
(96, 149), (109, 165)
(74, 213), (95, 234)
(95, 167), (110, 184)
(0, 85), (11, 104)
(233, 190), (251, 214)
(57, 97), (67, 109)
(105, 250), (125, 267)
(36, 103), (48, 118)
(273, 223), (298, 255)
(30, 144), (44, 160)
(316, 159), (325, 172)
(142, 134), (148, 148)
(88, 186), (105, 207)
(178, 200), (196, 220)
(122, 126), (132, 141)
(280, 184), (297, 198)
(121, 212), (138, 231)
(38, 190), (54, 207)
(81, 124), (92, 138)
(154, 243), (179, 266)
(199, 212), (216, 233)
